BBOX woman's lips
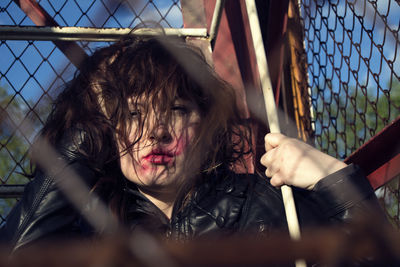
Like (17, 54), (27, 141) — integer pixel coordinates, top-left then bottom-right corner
(143, 151), (174, 165)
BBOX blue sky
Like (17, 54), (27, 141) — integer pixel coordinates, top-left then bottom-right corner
(300, 0), (399, 156)
(0, 0), (184, 151)
(1, 0), (398, 103)
(303, 0), (399, 92)
(0, 0), (183, 103)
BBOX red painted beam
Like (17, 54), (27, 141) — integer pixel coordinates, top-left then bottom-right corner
(367, 153), (400, 190)
(187, 0), (290, 172)
(203, 0), (253, 110)
(180, 0), (214, 65)
(263, 0), (289, 105)
(14, 0), (87, 68)
(182, 1), (293, 172)
(182, 0), (257, 172)
(203, 0), (257, 173)
(345, 115), (400, 189)
(207, 1), (291, 171)
(181, 1), (207, 28)
(221, 1), (268, 172)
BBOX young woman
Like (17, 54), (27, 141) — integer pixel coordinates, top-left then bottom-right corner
(1, 35), (380, 251)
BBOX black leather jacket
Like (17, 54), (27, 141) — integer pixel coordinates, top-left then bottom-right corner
(1, 158), (378, 251)
(0, 128), (381, 251)
(126, 164), (379, 237)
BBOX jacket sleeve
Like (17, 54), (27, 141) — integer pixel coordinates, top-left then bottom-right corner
(0, 129), (99, 251)
(282, 164), (384, 226)
(308, 163), (384, 223)
(239, 164), (384, 233)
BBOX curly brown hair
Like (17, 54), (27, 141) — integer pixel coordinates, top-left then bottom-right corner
(39, 34), (252, 221)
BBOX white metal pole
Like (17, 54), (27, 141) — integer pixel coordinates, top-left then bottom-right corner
(244, 1), (306, 266)
(0, 26), (208, 41)
(209, 0), (226, 49)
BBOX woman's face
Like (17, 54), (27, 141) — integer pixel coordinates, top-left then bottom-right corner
(118, 96), (200, 195)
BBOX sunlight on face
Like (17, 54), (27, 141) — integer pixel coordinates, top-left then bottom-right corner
(118, 97), (200, 195)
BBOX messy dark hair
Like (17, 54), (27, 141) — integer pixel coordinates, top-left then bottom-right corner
(39, 35), (252, 221)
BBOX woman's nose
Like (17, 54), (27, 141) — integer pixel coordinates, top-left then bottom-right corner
(149, 124), (173, 144)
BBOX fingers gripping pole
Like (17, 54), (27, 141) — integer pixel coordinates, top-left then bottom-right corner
(244, 1), (306, 266)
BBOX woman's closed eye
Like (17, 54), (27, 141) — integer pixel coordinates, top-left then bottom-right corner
(171, 105), (190, 115)
(130, 110), (142, 118)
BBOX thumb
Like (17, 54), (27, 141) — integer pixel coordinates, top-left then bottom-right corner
(264, 133), (288, 151)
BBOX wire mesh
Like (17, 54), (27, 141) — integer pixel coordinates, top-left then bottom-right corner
(1, 0), (399, 232)
(298, 0), (400, 227)
(0, 0), (183, 227)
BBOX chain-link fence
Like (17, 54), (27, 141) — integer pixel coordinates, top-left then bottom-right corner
(299, 0), (400, 227)
(1, 0), (400, 230)
(0, 0), (183, 226)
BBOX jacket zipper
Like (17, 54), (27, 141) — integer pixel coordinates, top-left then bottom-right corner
(12, 175), (53, 250)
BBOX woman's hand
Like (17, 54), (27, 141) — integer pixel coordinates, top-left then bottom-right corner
(260, 133), (347, 190)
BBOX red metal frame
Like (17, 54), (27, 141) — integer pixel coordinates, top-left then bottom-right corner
(183, 0), (400, 189)
(14, 0), (87, 68)
(182, 0), (256, 173)
(345, 115), (400, 189)
(204, 0), (258, 173)
(183, 0), (290, 171)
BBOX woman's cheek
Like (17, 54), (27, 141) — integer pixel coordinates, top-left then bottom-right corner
(139, 160), (150, 171)
(175, 128), (195, 156)
(174, 137), (186, 156)
(120, 153), (142, 179)
(119, 154), (131, 179)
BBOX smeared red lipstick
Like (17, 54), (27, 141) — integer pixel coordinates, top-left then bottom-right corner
(143, 149), (174, 165)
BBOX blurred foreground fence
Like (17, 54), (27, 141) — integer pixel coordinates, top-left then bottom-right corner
(1, 218), (400, 266)
(0, 0), (400, 230)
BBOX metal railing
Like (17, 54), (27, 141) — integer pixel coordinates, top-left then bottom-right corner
(299, 0), (400, 227)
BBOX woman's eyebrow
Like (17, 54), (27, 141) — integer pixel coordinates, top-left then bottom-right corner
(173, 98), (191, 105)
(128, 100), (145, 109)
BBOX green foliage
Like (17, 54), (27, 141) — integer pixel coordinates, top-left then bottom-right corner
(1, 86), (30, 182)
(0, 84), (49, 217)
(378, 175), (400, 228)
(313, 79), (400, 160)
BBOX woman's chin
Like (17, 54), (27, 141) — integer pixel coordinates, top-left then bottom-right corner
(137, 172), (181, 190)
(138, 181), (180, 198)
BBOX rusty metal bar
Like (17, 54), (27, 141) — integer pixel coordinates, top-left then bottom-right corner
(13, 0), (88, 68)
(345, 115), (400, 189)
(286, 0), (313, 142)
(0, 26), (208, 42)
(202, 0), (256, 173)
